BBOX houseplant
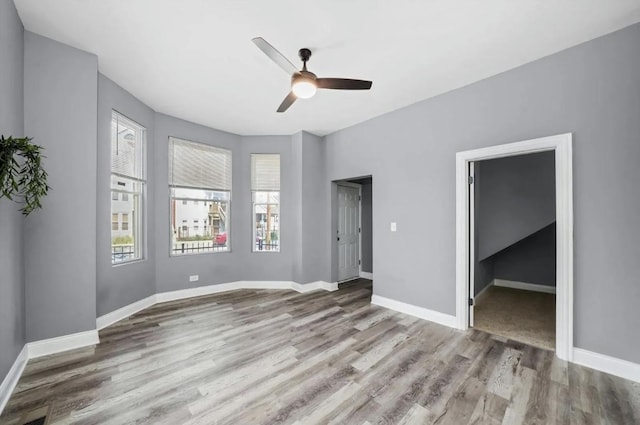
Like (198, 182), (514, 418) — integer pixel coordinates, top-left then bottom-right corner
(0, 135), (50, 215)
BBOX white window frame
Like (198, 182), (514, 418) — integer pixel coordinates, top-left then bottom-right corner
(169, 137), (232, 256)
(110, 110), (146, 265)
(251, 154), (281, 253)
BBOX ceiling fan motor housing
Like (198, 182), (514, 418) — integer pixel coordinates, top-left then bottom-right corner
(292, 70), (317, 84)
(298, 48), (312, 63)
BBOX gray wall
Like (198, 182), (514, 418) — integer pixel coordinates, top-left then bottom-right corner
(476, 151), (555, 260)
(291, 132), (304, 283)
(300, 132), (331, 283)
(324, 23), (640, 363)
(96, 74), (156, 316)
(153, 113), (242, 292)
(292, 131), (332, 284)
(240, 136), (294, 281)
(0, 0), (26, 382)
(23, 32), (98, 341)
(493, 223), (556, 286)
(474, 152), (555, 294)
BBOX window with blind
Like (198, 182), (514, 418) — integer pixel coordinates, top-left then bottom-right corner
(111, 111), (146, 264)
(169, 137), (232, 255)
(252, 154), (280, 252)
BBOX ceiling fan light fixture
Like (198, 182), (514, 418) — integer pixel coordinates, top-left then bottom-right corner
(291, 77), (317, 99)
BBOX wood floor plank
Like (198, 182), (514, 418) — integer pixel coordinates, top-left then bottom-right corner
(1, 278), (638, 425)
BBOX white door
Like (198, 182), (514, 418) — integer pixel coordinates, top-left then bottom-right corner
(338, 184), (360, 282)
(469, 162), (475, 327)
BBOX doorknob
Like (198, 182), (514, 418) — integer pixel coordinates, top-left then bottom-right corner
(337, 236), (340, 241)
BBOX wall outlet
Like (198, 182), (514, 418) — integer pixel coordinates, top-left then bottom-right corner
(391, 222), (397, 232)
(189, 275), (199, 282)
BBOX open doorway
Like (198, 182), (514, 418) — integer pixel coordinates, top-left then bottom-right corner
(470, 152), (556, 350)
(455, 134), (574, 361)
(334, 177), (373, 285)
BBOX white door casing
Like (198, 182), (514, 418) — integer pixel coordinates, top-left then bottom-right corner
(455, 133), (573, 361)
(338, 184), (361, 282)
(469, 162), (475, 327)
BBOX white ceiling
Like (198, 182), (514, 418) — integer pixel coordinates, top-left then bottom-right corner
(14, 0), (640, 136)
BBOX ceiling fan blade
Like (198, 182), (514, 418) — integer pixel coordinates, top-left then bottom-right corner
(252, 37), (299, 76)
(277, 92), (297, 113)
(316, 78), (373, 90)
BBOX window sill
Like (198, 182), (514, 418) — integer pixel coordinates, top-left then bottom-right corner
(111, 258), (146, 267)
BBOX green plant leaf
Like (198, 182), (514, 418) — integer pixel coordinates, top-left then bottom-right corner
(0, 135), (50, 215)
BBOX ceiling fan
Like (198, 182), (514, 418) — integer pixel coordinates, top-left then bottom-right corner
(252, 37), (373, 112)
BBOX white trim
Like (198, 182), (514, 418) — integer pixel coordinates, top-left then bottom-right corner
(0, 346), (28, 415)
(473, 280), (494, 304)
(469, 161), (475, 327)
(292, 281), (339, 293)
(359, 271), (374, 280)
(371, 295), (457, 329)
(156, 281), (244, 303)
(456, 133), (574, 361)
(573, 348), (640, 383)
(97, 295), (157, 330)
(235, 281), (293, 290)
(493, 279), (556, 294)
(155, 280), (337, 304)
(27, 330), (99, 359)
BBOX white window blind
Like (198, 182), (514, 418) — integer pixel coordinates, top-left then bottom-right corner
(169, 137), (232, 190)
(251, 154), (280, 191)
(111, 112), (145, 180)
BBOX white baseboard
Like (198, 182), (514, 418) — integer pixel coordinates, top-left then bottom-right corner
(573, 348), (640, 383)
(494, 279), (556, 294)
(322, 281), (339, 292)
(156, 280), (337, 304)
(27, 330), (100, 359)
(371, 295), (457, 329)
(238, 281), (293, 290)
(0, 345), (28, 416)
(97, 295), (157, 330)
(156, 281), (243, 303)
(359, 271), (374, 280)
(293, 281), (339, 293)
(473, 281), (493, 304)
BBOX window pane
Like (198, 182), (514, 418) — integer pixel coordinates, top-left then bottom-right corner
(111, 175), (143, 192)
(111, 111), (145, 265)
(170, 188), (230, 255)
(111, 192), (142, 263)
(253, 191), (280, 252)
(111, 112), (145, 179)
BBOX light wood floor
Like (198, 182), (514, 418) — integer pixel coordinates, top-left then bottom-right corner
(2, 279), (639, 425)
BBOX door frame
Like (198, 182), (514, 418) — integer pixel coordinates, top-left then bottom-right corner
(455, 133), (574, 361)
(336, 182), (362, 283)
(468, 161), (475, 327)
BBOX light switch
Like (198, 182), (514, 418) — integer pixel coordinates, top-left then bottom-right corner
(390, 222), (397, 232)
